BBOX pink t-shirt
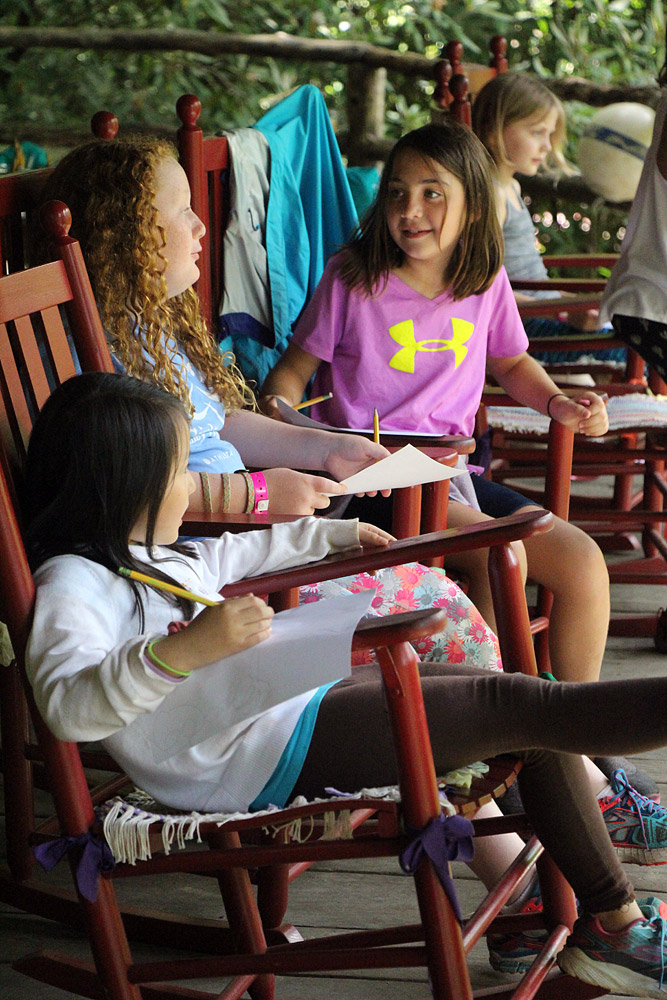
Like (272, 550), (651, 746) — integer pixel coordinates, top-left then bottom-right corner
(292, 258), (528, 437)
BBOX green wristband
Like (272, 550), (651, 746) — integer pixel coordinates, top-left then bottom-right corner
(146, 639), (192, 678)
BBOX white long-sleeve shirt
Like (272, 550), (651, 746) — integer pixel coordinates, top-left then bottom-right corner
(26, 517), (359, 813)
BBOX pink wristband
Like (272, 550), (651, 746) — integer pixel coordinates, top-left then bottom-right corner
(249, 471), (269, 513)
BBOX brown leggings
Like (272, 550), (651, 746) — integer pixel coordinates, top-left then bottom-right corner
(292, 662), (667, 915)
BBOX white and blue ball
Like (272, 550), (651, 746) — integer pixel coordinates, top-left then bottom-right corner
(578, 102), (656, 203)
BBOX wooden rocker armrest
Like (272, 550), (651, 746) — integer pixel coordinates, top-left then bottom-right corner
(587, 381), (648, 397)
(518, 292), (602, 318)
(512, 277), (606, 293)
(351, 607), (449, 650)
(480, 386), (523, 407)
(329, 422), (475, 454)
(380, 433), (476, 454)
(541, 253), (619, 269)
(527, 331), (625, 355)
(221, 508), (554, 598)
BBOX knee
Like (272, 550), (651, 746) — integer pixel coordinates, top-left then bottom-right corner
(567, 525), (609, 589)
(549, 521), (609, 598)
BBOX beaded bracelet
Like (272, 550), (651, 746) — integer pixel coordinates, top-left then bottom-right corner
(146, 639), (192, 678)
(546, 392), (568, 419)
(220, 473), (231, 513)
(239, 471), (255, 514)
(200, 472), (213, 514)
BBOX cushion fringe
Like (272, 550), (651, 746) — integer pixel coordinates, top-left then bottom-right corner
(100, 762), (487, 865)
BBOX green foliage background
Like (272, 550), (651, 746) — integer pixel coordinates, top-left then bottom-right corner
(1, 0), (664, 134)
(1, 0), (665, 254)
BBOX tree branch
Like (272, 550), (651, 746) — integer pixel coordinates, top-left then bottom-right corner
(0, 26), (435, 77)
(546, 77), (661, 109)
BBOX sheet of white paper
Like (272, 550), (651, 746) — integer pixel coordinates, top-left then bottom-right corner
(324, 443), (463, 496)
(129, 590), (374, 765)
(276, 397), (446, 437)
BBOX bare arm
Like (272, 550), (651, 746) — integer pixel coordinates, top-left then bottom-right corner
(201, 342), (388, 510)
(187, 468), (344, 517)
(261, 342), (322, 411)
(185, 402), (389, 516)
(223, 408), (387, 475)
(493, 180), (508, 228)
(488, 352), (609, 436)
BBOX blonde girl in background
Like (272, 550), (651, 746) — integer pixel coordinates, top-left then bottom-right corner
(472, 71), (626, 365)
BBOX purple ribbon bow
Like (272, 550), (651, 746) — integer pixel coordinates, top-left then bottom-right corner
(399, 812), (475, 922)
(34, 832), (115, 902)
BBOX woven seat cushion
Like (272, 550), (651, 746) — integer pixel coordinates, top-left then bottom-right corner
(98, 761), (492, 865)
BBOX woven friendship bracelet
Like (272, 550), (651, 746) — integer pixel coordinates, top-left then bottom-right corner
(220, 473), (231, 513)
(200, 472), (213, 514)
(240, 471), (255, 514)
(546, 392), (568, 419)
(146, 639), (192, 678)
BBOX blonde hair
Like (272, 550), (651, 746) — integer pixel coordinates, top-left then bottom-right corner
(41, 137), (255, 413)
(472, 72), (570, 175)
(340, 120), (503, 301)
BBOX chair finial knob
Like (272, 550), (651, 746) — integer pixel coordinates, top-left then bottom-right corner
(39, 200), (72, 240)
(90, 111), (119, 140)
(176, 94), (202, 128)
(449, 75), (471, 127)
(490, 35), (508, 73)
(444, 40), (464, 75)
(433, 58), (453, 108)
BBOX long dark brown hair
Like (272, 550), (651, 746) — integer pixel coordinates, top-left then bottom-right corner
(339, 119), (503, 301)
(24, 372), (196, 626)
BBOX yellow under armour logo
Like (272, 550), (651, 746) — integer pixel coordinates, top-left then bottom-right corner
(388, 318), (473, 374)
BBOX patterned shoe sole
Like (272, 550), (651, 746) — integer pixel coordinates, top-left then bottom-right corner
(558, 945), (667, 999)
(614, 844), (667, 865)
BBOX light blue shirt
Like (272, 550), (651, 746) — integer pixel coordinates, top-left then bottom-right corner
(112, 340), (243, 474)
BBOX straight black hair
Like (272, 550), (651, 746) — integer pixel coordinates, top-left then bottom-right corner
(24, 372), (195, 624)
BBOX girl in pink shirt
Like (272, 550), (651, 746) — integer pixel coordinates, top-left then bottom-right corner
(263, 120), (610, 689)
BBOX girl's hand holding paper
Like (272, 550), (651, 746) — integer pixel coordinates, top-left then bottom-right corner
(327, 444), (463, 496)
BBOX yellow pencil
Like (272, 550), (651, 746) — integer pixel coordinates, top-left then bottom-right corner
(373, 407), (380, 445)
(294, 392), (333, 411)
(118, 567), (219, 606)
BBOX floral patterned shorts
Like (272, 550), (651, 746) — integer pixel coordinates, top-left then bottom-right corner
(298, 562), (502, 672)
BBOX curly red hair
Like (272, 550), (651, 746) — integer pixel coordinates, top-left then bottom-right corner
(41, 137), (255, 413)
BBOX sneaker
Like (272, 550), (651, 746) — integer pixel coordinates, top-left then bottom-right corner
(488, 883), (545, 974)
(594, 756), (660, 802)
(558, 896), (667, 998)
(600, 768), (667, 865)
